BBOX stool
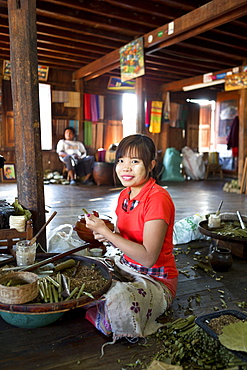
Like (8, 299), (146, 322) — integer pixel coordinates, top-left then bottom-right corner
(93, 162), (115, 186)
(205, 163), (223, 180)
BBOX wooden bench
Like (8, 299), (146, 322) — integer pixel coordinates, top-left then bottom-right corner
(0, 219), (33, 255)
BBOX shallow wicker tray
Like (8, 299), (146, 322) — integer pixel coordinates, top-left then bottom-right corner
(0, 254), (112, 314)
(0, 271), (39, 305)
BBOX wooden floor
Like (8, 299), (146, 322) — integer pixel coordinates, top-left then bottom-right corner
(0, 178), (247, 369)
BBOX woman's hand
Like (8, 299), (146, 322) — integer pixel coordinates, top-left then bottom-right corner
(92, 231), (109, 243)
(85, 214), (111, 242)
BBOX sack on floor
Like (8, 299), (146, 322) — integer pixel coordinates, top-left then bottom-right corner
(173, 214), (206, 245)
(161, 148), (185, 182)
(47, 224), (86, 255)
(182, 146), (205, 180)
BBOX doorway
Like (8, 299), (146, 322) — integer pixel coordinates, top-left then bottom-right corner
(187, 99), (216, 153)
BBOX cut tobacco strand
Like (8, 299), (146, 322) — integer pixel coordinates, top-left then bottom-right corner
(82, 208), (89, 215)
(72, 260), (80, 277)
(61, 274), (70, 297)
(38, 284), (44, 299)
(46, 275), (60, 288)
(48, 282), (53, 303)
(52, 285), (59, 303)
(65, 287), (79, 301)
(56, 273), (62, 298)
(39, 280), (47, 302)
(76, 283), (85, 299)
(43, 278), (49, 299)
(54, 259), (76, 272)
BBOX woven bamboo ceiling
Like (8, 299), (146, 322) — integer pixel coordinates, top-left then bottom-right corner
(1, 0), (247, 89)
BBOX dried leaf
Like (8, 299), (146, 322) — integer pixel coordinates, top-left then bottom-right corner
(147, 360), (182, 370)
(219, 322), (247, 352)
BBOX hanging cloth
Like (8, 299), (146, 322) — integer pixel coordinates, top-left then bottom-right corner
(99, 95), (104, 120)
(91, 94), (99, 123)
(145, 100), (151, 127)
(149, 101), (163, 133)
(163, 92), (170, 123)
(84, 93), (91, 120)
(84, 121), (92, 146)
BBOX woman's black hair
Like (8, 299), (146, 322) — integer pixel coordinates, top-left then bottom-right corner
(63, 126), (76, 139)
(114, 134), (157, 179)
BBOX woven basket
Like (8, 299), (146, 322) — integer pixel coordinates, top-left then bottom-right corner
(0, 272), (38, 304)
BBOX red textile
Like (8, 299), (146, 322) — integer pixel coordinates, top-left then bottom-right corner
(145, 101), (151, 127)
(84, 93), (91, 120)
(232, 147), (238, 157)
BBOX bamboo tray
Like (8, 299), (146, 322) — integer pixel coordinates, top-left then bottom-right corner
(0, 254), (112, 314)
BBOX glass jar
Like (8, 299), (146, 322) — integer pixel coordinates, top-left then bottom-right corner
(15, 241), (37, 267)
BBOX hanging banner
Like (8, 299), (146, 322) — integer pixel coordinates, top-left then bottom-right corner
(225, 71), (247, 91)
(107, 76), (135, 90)
(2, 60), (49, 82)
(119, 37), (145, 82)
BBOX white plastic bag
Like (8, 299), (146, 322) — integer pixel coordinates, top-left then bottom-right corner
(173, 214), (206, 245)
(47, 224), (87, 255)
(182, 146), (205, 180)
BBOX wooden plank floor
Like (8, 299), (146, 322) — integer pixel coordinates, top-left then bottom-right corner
(0, 178), (247, 369)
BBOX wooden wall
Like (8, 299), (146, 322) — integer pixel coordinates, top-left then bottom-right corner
(0, 66), (200, 174)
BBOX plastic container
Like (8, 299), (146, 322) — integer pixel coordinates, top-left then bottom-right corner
(208, 214), (221, 228)
(195, 310), (247, 362)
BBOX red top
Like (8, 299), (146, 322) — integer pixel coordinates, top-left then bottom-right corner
(116, 178), (178, 279)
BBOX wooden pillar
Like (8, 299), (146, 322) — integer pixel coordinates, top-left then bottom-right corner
(238, 87), (247, 184)
(8, 0), (46, 247)
(135, 76), (146, 134)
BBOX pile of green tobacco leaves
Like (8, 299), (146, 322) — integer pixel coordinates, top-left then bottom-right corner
(150, 315), (247, 369)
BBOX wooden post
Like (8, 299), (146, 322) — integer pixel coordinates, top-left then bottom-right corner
(8, 0), (46, 248)
(238, 86), (247, 187)
(135, 76), (146, 134)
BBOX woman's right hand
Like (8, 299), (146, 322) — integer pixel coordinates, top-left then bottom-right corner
(92, 231), (109, 243)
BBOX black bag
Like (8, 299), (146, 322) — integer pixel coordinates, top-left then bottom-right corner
(0, 200), (15, 229)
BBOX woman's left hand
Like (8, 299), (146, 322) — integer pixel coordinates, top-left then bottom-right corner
(85, 213), (108, 234)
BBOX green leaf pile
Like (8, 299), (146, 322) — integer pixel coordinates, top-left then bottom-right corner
(12, 199), (32, 221)
(219, 321), (247, 352)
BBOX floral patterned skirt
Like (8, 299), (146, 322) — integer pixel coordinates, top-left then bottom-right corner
(85, 256), (177, 341)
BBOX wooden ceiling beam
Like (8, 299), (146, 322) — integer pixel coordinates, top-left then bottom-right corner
(37, 16), (130, 43)
(39, 0), (167, 28)
(146, 3), (247, 54)
(73, 0), (247, 82)
(36, 2), (149, 36)
(37, 25), (125, 49)
(161, 67), (237, 92)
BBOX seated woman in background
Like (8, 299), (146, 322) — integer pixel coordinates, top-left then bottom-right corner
(56, 126), (95, 185)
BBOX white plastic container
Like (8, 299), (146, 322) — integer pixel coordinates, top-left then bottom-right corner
(208, 214), (221, 228)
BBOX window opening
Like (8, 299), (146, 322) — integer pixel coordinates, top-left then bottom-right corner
(122, 93), (137, 137)
(39, 83), (52, 150)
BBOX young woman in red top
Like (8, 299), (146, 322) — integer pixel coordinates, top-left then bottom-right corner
(85, 134), (178, 342)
